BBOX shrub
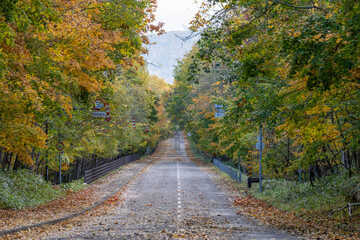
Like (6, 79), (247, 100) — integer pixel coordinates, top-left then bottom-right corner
(61, 178), (85, 192)
(0, 170), (61, 210)
(249, 171), (359, 214)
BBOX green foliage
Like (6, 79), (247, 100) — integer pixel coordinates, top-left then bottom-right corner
(0, 170), (61, 209)
(0, 0), (17, 21)
(168, 0), (360, 181)
(250, 172), (360, 213)
(60, 178), (85, 192)
(0, 0), (169, 175)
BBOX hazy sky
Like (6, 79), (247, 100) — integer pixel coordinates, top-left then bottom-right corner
(155, 0), (201, 31)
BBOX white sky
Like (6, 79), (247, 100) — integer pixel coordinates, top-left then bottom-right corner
(155, 0), (201, 31)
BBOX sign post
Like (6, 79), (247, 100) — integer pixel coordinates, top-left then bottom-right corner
(56, 138), (64, 185)
(105, 102), (111, 122)
(133, 117), (136, 130)
(256, 126), (264, 192)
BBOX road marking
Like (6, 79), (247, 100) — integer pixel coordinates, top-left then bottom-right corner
(205, 171), (213, 180)
(177, 161), (181, 219)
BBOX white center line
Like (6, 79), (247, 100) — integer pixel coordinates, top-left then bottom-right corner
(177, 161), (181, 219)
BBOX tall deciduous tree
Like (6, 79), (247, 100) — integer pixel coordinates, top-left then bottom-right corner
(167, 0), (360, 179)
(0, 0), (168, 175)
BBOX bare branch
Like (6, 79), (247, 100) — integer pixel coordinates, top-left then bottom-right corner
(175, 31), (201, 46)
(145, 60), (163, 68)
(329, 203), (360, 218)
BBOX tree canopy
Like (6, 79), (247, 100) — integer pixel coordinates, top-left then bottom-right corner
(167, 0), (360, 179)
(0, 0), (170, 175)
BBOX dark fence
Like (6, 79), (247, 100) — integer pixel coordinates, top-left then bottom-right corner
(84, 154), (140, 184)
(213, 158), (241, 182)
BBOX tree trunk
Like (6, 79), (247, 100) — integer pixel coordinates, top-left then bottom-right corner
(37, 157), (44, 174)
(30, 150), (36, 173)
(309, 166), (315, 186)
(315, 163), (322, 178)
(347, 150), (352, 178)
(13, 154), (22, 171)
(76, 158), (82, 180)
(6, 153), (13, 172)
(1, 152), (8, 171)
(354, 149), (359, 173)
(34, 153), (41, 174)
(0, 149), (3, 167)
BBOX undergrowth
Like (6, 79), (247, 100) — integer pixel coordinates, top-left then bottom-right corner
(249, 172), (360, 216)
(0, 170), (85, 210)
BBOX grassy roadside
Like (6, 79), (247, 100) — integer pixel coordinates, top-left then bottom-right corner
(249, 173), (360, 216)
(185, 134), (360, 239)
(0, 170), (85, 210)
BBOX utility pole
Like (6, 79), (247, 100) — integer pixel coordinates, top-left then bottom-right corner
(45, 121), (49, 181)
(259, 126), (263, 193)
(256, 125), (264, 192)
(238, 161), (241, 183)
(59, 133), (62, 185)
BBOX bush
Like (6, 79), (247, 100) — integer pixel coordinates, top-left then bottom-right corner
(0, 170), (62, 210)
(249, 171), (360, 214)
(61, 178), (85, 192)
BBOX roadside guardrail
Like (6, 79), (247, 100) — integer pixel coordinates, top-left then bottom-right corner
(213, 158), (242, 183)
(84, 154), (139, 184)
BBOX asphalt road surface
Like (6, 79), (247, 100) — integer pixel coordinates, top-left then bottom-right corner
(45, 133), (297, 240)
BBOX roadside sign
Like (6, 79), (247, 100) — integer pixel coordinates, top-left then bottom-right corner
(256, 134), (265, 150)
(94, 99), (105, 110)
(256, 141), (265, 150)
(61, 154), (69, 163)
(133, 117), (136, 130)
(215, 104), (226, 118)
(56, 142), (64, 153)
(92, 112), (107, 117)
(145, 124), (148, 132)
(215, 112), (225, 118)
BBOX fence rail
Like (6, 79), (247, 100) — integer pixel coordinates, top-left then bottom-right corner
(213, 158), (241, 182)
(84, 154), (140, 184)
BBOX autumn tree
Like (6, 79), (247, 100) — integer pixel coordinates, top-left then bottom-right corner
(0, 0), (168, 180)
(168, 0), (360, 179)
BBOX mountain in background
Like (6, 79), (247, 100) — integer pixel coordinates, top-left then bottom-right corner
(145, 31), (198, 84)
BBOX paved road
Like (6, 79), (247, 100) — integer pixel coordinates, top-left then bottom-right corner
(46, 133), (296, 239)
